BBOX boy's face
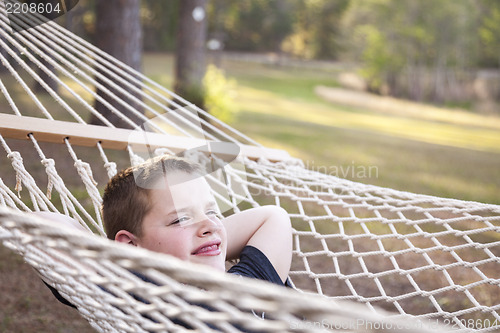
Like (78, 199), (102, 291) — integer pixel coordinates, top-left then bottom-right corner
(136, 172), (227, 271)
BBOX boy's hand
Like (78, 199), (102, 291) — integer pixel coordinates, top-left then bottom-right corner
(223, 206), (292, 283)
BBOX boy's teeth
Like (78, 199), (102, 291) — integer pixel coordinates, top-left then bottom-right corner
(198, 245), (218, 253)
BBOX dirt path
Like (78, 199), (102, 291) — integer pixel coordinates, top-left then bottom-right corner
(314, 85), (500, 130)
(0, 244), (94, 333)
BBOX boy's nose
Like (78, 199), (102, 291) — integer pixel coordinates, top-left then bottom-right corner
(198, 216), (221, 236)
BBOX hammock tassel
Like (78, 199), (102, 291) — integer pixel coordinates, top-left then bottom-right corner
(14, 172), (22, 198)
(74, 160), (101, 206)
(7, 151), (24, 197)
(103, 161), (117, 179)
(41, 158), (57, 200)
(129, 152), (145, 166)
(74, 160), (97, 187)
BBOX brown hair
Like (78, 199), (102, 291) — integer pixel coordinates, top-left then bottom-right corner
(102, 155), (202, 240)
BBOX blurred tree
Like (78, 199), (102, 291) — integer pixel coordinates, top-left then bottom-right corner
(90, 0), (143, 128)
(342, 0), (479, 103)
(477, 0), (500, 102)
(61, 0), (91, 37)
(203, 64), (238, 123)
(174, 0), (208, 109)
(140, 0), (349, 60)
(477, 0), (500, 68)
(208, 0), (295, 53)
(314, 0), (350, 59)
(142, 0), (179, 51)
(282, 0), (349, 59)
(33, 0), (82, 94)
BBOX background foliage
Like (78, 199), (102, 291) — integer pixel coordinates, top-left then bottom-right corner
(68, 0), (500, 108)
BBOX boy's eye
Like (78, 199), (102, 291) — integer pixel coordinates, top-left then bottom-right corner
(207, 210), (222, 219)
(170, 216), (190, 225)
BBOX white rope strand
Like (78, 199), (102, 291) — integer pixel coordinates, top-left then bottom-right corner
(3, 11), (230, 143)
(64, 139), (104, 231)
(3, 2), (261, 145)
(0, 44), (53, 119)
(27, 134), (105, 235)
(0, 75), (21, 116)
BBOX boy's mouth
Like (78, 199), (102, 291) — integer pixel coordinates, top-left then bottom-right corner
(192, 240), (221, 256)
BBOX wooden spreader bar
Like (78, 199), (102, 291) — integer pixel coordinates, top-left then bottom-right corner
(0, 114), (290, 162)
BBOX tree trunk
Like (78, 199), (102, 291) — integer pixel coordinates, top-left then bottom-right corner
(174, 0), (208, 110)
(432, 51), (446, 103)
(497, 55), (500, 101)
(90, 0), (143, 129)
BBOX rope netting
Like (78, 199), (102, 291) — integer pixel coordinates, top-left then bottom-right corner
(0, 1), (499, 332)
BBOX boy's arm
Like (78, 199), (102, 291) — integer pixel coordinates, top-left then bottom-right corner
(222, 206), (292, 282)
(31, 211), (87, 232)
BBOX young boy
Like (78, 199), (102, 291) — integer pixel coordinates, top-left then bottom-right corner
(103, 155), (292, 286)
(37, 155), (291, 330)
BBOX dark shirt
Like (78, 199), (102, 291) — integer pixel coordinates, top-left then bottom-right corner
(228, 245), (290, 286)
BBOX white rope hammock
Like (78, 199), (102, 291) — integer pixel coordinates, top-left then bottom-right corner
(0, 2), (499, 332)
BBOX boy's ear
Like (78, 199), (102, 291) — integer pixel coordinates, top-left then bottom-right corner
(115, 230), (138, 246)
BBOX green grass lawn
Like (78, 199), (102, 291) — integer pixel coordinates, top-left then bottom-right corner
(143, 53), (500, 205)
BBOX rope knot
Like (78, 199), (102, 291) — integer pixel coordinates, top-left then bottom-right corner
(41, 158), (57, 199)
(129, 153), (145, 166)
(104, 162), (117, 178)
(41, 158), (55, 168)
(7, 151), (22, 162)
(74, 160), (103, 209)
(74, 160), (98, 187)
(7, 151), (24, 194)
